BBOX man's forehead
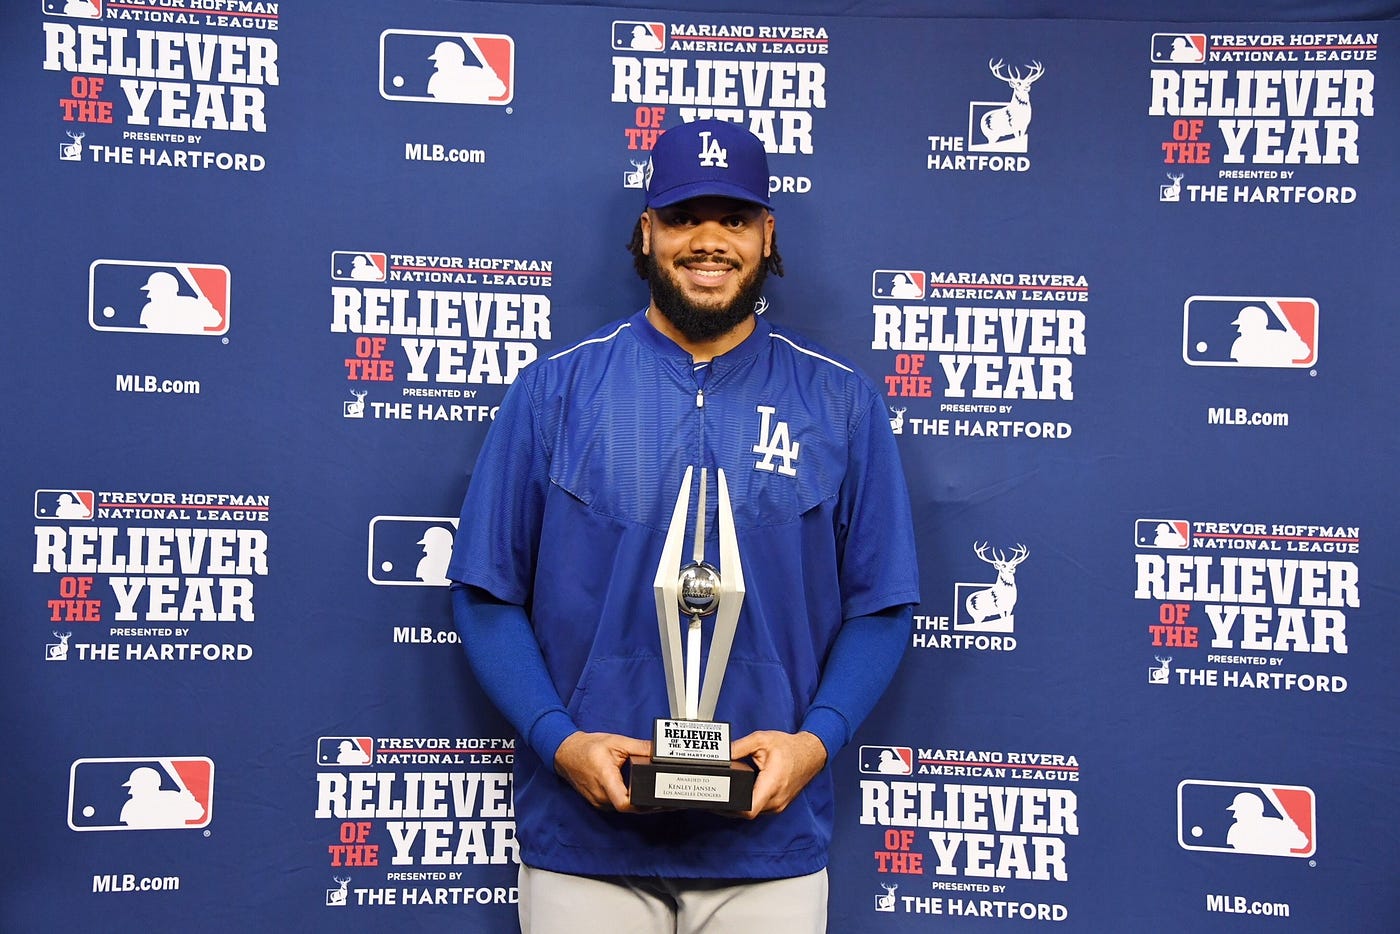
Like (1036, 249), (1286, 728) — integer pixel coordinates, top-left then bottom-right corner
(652, 196), (768, 217)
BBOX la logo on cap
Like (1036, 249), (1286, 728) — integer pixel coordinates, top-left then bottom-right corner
(697, 130), (728, 168)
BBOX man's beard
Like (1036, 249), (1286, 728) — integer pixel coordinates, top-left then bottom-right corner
(647, 252), (768, 344)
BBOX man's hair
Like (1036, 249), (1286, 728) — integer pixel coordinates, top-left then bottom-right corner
(626, 217), (785, 280)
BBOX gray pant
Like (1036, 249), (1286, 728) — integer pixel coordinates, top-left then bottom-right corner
(518, 863), (828, 934)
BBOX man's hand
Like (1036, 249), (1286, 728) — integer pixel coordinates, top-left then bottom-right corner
(553, 731), (652, 812)
(730, 730), (828, 819)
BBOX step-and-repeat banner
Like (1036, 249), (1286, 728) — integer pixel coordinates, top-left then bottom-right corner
(3, 1), (1397, 930)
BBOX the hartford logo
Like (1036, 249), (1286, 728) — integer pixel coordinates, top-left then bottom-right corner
(331, 251), (387, 282)
(1178, 779), (1315, 858)
(89, 260), (230, 335)
(68, 757), (213, 831)
(970, 60), (1045, 154)
(379, 30), (514, 105)
(955, 543), (1029, 633)
(367, 516), (458, 586)
(612, 21), (665, 52)
(327, 875), (351, 907)
(1183, 296), (1318, 368)
(927, 59), (1045, 173)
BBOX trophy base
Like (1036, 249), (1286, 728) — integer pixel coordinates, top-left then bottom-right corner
(628, 755), (755, 812)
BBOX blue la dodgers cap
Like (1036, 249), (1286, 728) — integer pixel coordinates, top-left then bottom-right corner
(644, 119), (772, 210)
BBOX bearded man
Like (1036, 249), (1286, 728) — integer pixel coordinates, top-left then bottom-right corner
(449, 120), (919, 933)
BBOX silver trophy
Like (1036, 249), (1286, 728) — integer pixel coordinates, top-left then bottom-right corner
(629, 466), (755, 810)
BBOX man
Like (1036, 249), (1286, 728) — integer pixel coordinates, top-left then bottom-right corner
(449, 119), (919, 932)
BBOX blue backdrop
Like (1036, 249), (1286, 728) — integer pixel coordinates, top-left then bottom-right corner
(3, 0), (1397, 930)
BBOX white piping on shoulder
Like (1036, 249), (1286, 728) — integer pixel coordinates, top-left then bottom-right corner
(770, 332), (854, 372)
(547, 322), (632, 361)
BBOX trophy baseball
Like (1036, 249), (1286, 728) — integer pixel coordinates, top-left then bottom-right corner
(629, 466), (755, 811)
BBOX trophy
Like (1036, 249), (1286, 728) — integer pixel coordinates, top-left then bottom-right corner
(629, 466), (755, 811)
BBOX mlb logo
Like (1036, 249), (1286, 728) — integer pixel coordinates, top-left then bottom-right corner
(43, 0), (102, 18)
(318, 736), (374, 766)
(1151, 33), (1207, 64)
(331, 251), (387, 282)
(89, 259), (230, 335)
(872, 270), (926, 300)
(1135, 519), (1189, 549)
(35, 489), (95, 520)
(859, 745), (913, 775)
(367, 516), (459, 586)
(379, 30), (515, 105)
(68, 757), (214, 831)
(1183, 296), (1318, 368)
(1178, 779), (1316, 858)
(612, 21), (666, 52)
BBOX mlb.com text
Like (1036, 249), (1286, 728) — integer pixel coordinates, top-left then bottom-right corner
(116, 374), (201, 395)
(93, 873), (180, 893)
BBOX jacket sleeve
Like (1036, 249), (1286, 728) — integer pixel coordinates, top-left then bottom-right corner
(451, 583), (579, 765)
(799, 603), (914, 756)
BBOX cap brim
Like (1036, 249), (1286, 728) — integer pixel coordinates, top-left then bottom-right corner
(647, 180), (771, 210)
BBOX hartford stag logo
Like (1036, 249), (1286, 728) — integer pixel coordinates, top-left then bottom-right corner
(327, 875), (352, 907)
(971, 59), (1045, 154)
(1178, 779), (1315, 858)
(367, 516), (458, 586)
(68, 757), (213, 831)
(89, 260), (229, 335)
(379, 30), (514, 105)
(1184, 296), (1318, 368)
(955, 543), (1030, 633)
(928, 58), (1045, 172)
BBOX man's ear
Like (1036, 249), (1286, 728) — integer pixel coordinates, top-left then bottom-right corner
(639, 211), (652, 255)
